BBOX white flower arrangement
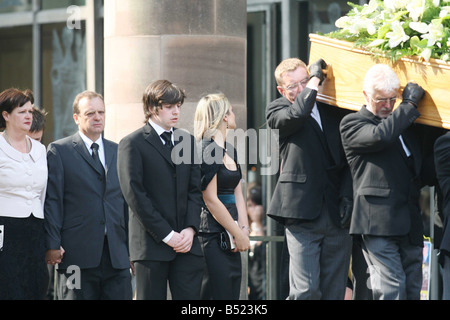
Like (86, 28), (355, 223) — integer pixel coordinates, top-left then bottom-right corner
(328, 0), (450, 62)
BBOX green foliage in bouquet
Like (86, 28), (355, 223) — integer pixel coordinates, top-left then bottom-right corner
(327, 0), (450, 62)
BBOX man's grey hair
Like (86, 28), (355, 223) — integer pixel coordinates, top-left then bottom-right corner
(363, 64), (400, 96)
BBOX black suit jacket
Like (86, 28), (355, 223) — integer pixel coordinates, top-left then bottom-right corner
(265, 88), (353, 227)
(434, 132), (450, 254)
(44, 132), (130, 269)
(117, 123), (203, 262)
(340, 104), (432, 245)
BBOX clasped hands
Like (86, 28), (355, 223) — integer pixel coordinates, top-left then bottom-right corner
(166, 227), (195, 253)
(46, 246), (65, 265)
(232, 226), (251, 253)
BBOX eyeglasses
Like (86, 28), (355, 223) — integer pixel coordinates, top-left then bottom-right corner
(369, 95), (398, 106)
(284, 78), (309, 91)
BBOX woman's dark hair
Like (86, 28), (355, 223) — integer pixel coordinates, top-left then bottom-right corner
(142, 80), (186, 122)
(0, 88), (34, 129)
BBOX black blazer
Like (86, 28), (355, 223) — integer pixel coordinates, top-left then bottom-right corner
(265, 88), (352, 227)
(44, 132), (130, 269)
(340, 104), (431, 245)
(117, 123), (203, 262)
(434, 132), (450, 254)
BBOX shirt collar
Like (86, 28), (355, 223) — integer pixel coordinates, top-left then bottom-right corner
(148, 118), (173, 136)
(78, 131), (103, 151)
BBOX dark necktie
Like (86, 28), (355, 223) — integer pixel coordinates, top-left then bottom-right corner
(161, 131), (174, 149)
(91, 142), (104, 173)
(91, 142), (106, 234)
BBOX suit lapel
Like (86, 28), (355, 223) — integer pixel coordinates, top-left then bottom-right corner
(359, 107), (420, 174)
(103, 139), (115, 176)
(144, 123), (174, 167)
(145, 124), (187, 228)
(401, 131), (421, 175)
(72, 133), (104, 175)
(309, 105), (337, 166)
(173, 128), (188, 228)
(317, 104), (340, 166)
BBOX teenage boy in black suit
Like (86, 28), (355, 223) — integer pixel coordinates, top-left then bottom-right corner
(118, 80), (204, 300)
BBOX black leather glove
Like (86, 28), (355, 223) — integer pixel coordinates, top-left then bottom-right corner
(308, 58), (327, 85)
(339, 197), (353, 229)
(402, 82), (425, 108)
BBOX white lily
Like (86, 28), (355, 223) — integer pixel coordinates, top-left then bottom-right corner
(361, 0), (380, 15)
(364, 18), (377, 35)
(331, 0), (450, 61)
(409, 21), (429, 33)
(421, 19), (444, 46)
(335, 16), (351, 29)
(354, 18), (377, 35)
(407, 0), (426, 21)
(386, 21), (410, 48)
(440, 6), (450, 18)
(368, 39), (387, 47)
(383, 0), (397, 12)
(384, 0), (409, 11)
(419, 47), (432, 61)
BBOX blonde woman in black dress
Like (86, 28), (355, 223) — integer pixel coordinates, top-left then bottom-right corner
(194, 93), (250, 300)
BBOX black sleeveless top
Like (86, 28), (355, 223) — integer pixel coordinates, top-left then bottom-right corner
(216, 162), (241, 195)
(198, 139), (242, 233)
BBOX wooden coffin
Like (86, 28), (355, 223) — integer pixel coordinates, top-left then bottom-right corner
(308, 33), (450, 129)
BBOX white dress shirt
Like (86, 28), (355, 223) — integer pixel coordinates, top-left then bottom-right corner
(306, 83), (323, 130)
(78, 131), (105, 168)
(148, 119), (174, 146)
(0, 134), (47, 219)
(399, 135), (411, 157)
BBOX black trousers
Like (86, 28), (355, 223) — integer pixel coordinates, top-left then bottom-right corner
(199, 232), (242, 300)
(56, 236), (132, 300)
(134, 252), (205, 300)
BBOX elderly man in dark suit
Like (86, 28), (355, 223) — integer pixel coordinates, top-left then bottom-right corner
(266, 58), (353, 299)
(44, 91), (132, 300)
(340, 64), (431, 300)
(117, 80), (204, 300)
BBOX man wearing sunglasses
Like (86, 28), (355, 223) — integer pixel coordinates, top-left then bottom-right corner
(340, 64), (434, 300)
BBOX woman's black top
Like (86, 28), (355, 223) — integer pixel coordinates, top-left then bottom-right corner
(198, 138), (242, 233)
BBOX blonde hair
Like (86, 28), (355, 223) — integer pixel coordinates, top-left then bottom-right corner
(194, 93), (230, 142)
(274, 58), (308, 86)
